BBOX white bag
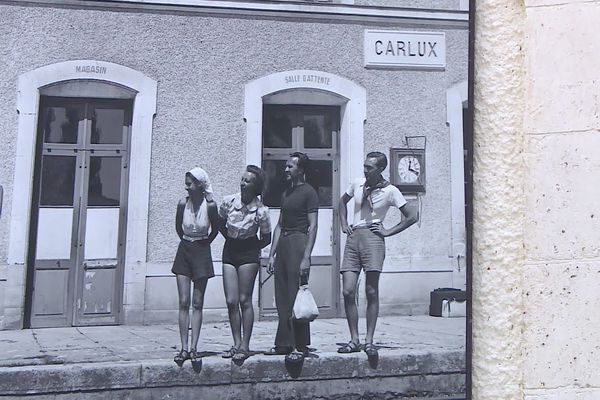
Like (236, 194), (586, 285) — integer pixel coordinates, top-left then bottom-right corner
(292, 285), (319, 322)
(442, 299), (467, 318)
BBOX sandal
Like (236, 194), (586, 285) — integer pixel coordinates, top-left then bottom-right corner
(264, 346), (291, 355)
(222, 346), (238, 359)
(285, 351), (304, 364)
(174, 349), (189, 367)
(189, 349), (202, 372)
(364, 343), (379, 357)
(232, 348), (249, 362)
(337, 341), (361, 354)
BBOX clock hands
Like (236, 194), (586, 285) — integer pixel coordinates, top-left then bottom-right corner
(407, 159), (419, 176)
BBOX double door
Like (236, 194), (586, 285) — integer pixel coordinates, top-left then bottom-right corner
(259, 104), (341, 319)
(27, 97), (131, 327)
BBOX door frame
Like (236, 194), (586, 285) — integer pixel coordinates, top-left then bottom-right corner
(26, 97), (133, 327)
(9, 60), (157, 328)
(244, 70), (366, 318)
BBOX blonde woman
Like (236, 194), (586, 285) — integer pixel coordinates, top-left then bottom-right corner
(172, 167), (219, 369)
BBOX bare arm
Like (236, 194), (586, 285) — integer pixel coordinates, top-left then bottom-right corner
(216, 204), (229, 238)
(370, 204), (417, 238)
(207, 201), (220, 243)
(175, 198), (185, 240)
(299, 211), (318, 284)
(267, 214), (282, 274)
(339, 193), (353, 235)
(258, 232), (272, 250)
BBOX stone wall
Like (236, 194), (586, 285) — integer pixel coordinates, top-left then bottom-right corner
(473, 0), (600, 398)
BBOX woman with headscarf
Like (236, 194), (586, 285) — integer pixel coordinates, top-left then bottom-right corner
(172, 167), (219, 369)
(218, 165), (271, 362)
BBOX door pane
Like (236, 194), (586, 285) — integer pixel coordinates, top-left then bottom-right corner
(305, 160), (333, 206)
(263, 106), (293, 148)
(91, 108), (126, 144)
(41, 106), (82, 144)
(40, 156), (76, 206)
(88, 156), (121, 206)
(81, 267), (116, 315)
(36, 208), (74, 260)
(303, 114), (332, 148)
(84, 209), (119, 259)
(262, 159), (287, 207)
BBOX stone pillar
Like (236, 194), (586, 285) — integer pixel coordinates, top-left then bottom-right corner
(472, 0), (526, 398)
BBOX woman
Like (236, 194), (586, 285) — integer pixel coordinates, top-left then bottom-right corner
(172, 167), (219, 369)
(218, 165), (271, 362)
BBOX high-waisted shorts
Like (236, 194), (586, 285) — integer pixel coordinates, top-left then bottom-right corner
(171, 239), (215, 282)
(340, 226), (385, 273)
(222, 236), (261, 268)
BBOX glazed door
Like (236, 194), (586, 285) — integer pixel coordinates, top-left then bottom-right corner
(260, 105), (340, 319)
(28, 97), (131, 328)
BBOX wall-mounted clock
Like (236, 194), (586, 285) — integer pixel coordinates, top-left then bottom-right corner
(390, 148), (426, 193)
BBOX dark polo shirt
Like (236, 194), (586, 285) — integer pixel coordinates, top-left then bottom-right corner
(280, 183), (319, 233)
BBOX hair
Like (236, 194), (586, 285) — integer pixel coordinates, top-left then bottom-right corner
(185, 172), (202, 187)
(289, 151), (310, 173)
(246, 164), (265, 195)
(366, 151), (388, 170)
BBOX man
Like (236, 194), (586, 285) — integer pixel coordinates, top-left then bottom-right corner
(266, 152), (319, 362)
(337, 151), (417, 357)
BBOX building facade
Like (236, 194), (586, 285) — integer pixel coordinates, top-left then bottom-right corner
(0, 0), (468, 329)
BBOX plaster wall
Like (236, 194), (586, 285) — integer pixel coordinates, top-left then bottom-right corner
(473, 0), (600, 399)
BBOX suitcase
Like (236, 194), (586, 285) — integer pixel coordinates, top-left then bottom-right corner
(429, 288), (466, 317)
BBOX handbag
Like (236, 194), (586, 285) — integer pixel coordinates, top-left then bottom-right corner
(441, 299), (467, 318)
(292, 285), (319, 322)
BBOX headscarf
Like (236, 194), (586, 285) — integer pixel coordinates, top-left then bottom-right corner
(187, 167), (214, 201)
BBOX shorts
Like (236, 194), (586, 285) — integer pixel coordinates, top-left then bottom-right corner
(171, 239), (215, 281)
(222, 236), (261, 268)
(340, 227), (385, 273)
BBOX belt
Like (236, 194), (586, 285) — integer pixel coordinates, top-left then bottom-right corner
(182, 234), (209, 242)
(280, 229), (306, 237)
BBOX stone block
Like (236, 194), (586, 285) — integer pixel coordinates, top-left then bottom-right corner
(525, 388), (600, 400)
(524, 2), (600, 133)
(0, 362), (141, 395)
(524, 261), (600, 389)
(524, 133), (600, 261)
(140, 358), (231, 388)
(230, 355), (290, 383)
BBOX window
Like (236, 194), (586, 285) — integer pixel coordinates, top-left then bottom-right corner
(262, 105), (339, 208)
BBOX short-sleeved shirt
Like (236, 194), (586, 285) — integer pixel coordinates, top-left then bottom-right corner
(280, 183), (319, 233)
(219, 193), (271, 240)
(346, 177), (407, 227)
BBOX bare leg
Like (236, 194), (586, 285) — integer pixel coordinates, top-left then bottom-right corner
(237, 263), (259, 352)
(342, 271), (360, 345)
(190, 278), (208, 351)
(365, 271), (381, 344)
(176, 275), (192, 351)
(222, 264), (242, 349)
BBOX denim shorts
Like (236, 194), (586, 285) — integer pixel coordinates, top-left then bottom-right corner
(340, 227), (385, 273)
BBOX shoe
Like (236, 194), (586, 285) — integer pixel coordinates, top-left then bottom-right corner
(232, 348), (250, 362)
(174, 349), (189, 367)
(222, 346), (238, 359)
(264, 346), (291, 355)
(284, 351), (304, 364)
(337, 341), (361, 354)
(189, 348), (202, 372)
(364, 343), (378, 357)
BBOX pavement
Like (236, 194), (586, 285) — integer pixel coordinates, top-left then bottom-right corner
(0, 316), (466, 399)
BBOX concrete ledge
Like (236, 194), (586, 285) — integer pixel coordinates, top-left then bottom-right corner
(0, 350), (465, 397)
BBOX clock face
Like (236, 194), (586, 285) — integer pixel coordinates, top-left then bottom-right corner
(397, 155), (421, 183)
